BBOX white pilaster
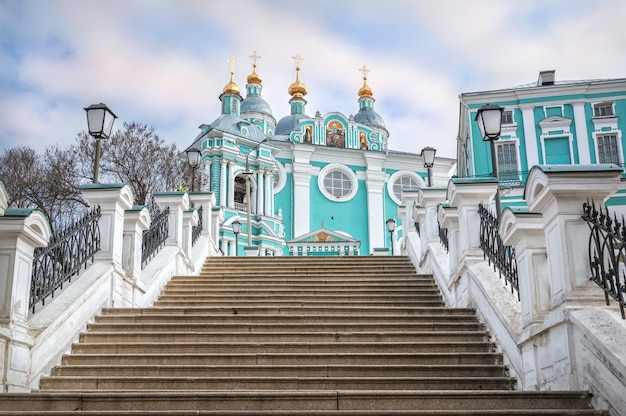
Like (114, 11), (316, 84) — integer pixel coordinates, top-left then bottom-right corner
(572, 101), (591, 164)
(220, 160), (227, 207)
(521, 105), (539, 167)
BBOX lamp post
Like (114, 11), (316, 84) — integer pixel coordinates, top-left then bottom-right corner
(386, 218), (396, 256)
(84, 103), (117, 183)
(475, 103), (504, 219)
(232, 220), (241, 256)
(186, 147), (202, 191)
(244, 137), (270, 247)
(421, 146), (436, 187)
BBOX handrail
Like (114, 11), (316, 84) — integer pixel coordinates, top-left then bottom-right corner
(582, 200), (626, 319)
(30, 206), (101, 313)
(478, 202), (519, 300)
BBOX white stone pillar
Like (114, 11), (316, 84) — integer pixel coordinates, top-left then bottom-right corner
(189, 192), (216, 238)
(418, 188), (448, 244)
(182, 208), (199, 259)
(438, 203), (459, 275)
(0, 207), (51, 392)
(227, 162), (235, 208)
(81, 184), (134, 266)
(447, 178), (499, 261)
(122, 206), (151, 282)
(525, 164), (622, 308)
(572, 102), (591, 164)
(499, 207), (549, 328)
(153, 192), (190, 249)
(365, 152), (387, 252)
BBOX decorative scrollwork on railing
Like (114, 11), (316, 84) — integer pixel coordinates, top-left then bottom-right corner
(192, 206), (203, 246)
(478, 202), (519, 300)
(582, 200), (626, 319)
(438, 221), (449, 252)
(30, 206), (101, 313)
(142, 207), (169, 269)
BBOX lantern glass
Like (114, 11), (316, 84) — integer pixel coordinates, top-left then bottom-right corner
(84, 103), (117, 139)
(186, 147), (202, 168)
(232, 220), (241, 234)
(386, 218), (396, 232)
(421, 146), (436, 168)
(476, 104), (504, 141)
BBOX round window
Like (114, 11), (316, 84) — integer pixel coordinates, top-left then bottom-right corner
(318, 164), (358, 202)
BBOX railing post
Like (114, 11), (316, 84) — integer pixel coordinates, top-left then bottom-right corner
(153, 192), (189, 249)
(499, 207), (548, 327)
(0, 184), (51, 391)
(447, 178), (499, 261)
(418, 188), (448, 246)
(122, 206), (151, 282)
(525, 165), (621, 308)
(182, 208), (199, 259)
(189, 192), (215, 238)
(438, 203), (459, 275)
(81, 184), (134, 266)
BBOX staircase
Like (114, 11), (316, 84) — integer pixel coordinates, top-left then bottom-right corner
(0, 256), (607, 414)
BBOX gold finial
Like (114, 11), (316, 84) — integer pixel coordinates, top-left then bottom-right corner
(247, 51), (262, 85)
(223, 55), (240, 95)
(358, 64), (373, 99)
(288, 53), (308, 98)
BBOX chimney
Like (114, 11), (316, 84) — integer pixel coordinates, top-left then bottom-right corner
(537, 70), (555, 86)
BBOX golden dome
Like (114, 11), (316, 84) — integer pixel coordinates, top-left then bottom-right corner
(288, 66), (308, 99)
(358, 64), (374, 98)
(247, 63), (262, 85)
(223, 70), (240, 95)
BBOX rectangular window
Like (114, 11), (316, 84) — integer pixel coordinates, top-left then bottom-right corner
(597, 134), (620, 164)
(501, 110), (514, 125)
(496, 142), (519, 180)
(594, 102), (614, 117)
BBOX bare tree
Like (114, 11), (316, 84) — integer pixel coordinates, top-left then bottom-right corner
(0, 145), (86, 231)
(76, 122), (189, 205)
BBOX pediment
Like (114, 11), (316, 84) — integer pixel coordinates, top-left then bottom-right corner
(538, 115), (572, 130)
(288, 227), (359, 244)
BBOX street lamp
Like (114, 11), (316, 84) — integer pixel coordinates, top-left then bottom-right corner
(232, 220), (241, 256)
(186, 147), (201, 191)
(244, 137), (270, 247)
(475, 103), (504, 219)
(84, 103), (117, 183)
(421, 146), (436, 187)
(386, 218), (396, 256)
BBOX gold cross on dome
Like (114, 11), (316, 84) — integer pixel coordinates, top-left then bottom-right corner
(249, 50), (261, 66)
(359, 64), (370, 80)
(227, 55), (238, 74)
(292, 53), (304, 69)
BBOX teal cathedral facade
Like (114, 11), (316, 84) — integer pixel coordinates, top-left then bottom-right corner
(185, 54), (455, 256)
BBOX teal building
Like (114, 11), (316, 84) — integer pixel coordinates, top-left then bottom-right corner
(185, 55), (455, 256)
(456, 70), (626, 208)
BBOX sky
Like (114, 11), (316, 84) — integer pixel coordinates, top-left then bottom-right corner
(1, 0), (626, 160)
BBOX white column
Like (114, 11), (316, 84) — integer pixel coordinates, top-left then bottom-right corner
(220, 160), (227, 207)
(264, 171), (272, 217)
(521, 105), (539, 167)
(293, 163), (311, 238)
(227, 162), (235, 208)
(257, 171), (264, 215)
(365, 153), (387, 252)
(418, 188), (447, 243)
(122, 207), (151, 281)
(153, 192), (190, 249)
(572, 101), (591, 164)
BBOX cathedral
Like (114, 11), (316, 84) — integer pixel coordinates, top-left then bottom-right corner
(186, 53), (454, 256)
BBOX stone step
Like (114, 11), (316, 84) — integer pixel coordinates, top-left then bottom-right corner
(0, 411), (609, 416)
(166, 281), (438, 288)
(0, 391), (604, 412)
(99, 306), (475, 316)
(95, 312), (481, 324)
(78, 330), (490, 343)
(50, 364), (508, 378)
(152, 300), (445, 308)
(87, 321), (486, 333)
(40, 375), (517, 391)
(157, 292), (442, 300)
(61, 352), (504, 366)
(70, 341), (495, 355)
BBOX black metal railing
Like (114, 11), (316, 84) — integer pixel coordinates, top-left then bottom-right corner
(142, 207), (169, 269)
(192, 206), (203, 246)
(582, 200), (626, 319)
(30, 206), (101, 313)
(438, 221), (449, 252)
(478, 202), (519, 299)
